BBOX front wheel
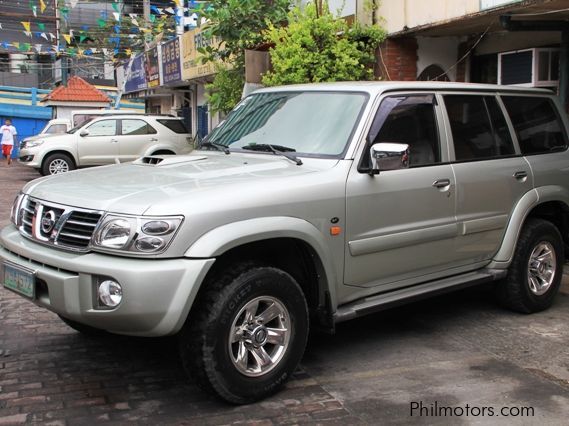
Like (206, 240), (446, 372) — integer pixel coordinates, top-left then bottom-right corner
(41, 153), (76, 175)
(179, 266), (309, 404)
(497, 218), (564, 313)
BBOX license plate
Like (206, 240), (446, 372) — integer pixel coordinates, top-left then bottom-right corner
(3, 262), (35, 298)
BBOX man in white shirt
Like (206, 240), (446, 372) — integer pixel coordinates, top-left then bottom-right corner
(1, 119), (17, 166)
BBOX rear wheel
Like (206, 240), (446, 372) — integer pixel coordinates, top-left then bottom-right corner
(179, 265), (309, 404)
(152, 150), (175, 155)
(41, 153), (75, 175)
(497, 218), (564, 313)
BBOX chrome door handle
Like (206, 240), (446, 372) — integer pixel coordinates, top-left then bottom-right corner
(110, 139), (118, 143)
(513, 171), (528, 180)
(150, 138), (158, 142)
(432, 179), (451, 189)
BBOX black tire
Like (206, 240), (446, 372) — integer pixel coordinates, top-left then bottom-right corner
(179, 265), (309, 404)
(152, 150), (175, 155)
(41, 153), (76, 176)
(497, 218), (564, 313)
(58, 315), (107, 336)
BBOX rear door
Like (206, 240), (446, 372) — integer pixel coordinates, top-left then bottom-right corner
(442, 93), (533, 264)
(77, 119), (119, 165)
(118, 119), (159, 162)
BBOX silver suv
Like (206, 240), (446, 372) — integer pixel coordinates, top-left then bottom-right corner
(19, 115), (193, 175)
(2, 82), (568, 404)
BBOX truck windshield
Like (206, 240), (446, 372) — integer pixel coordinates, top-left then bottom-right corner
(205, 91), (368, 157)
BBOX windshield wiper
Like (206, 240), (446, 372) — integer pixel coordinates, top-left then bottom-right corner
(242, 144), (303, 166)
(199, 141), (230, 155)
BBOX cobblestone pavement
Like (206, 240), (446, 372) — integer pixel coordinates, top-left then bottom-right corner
(1, 162), (569, 425)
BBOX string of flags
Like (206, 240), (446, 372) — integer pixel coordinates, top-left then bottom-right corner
(0, 0), (208, 59)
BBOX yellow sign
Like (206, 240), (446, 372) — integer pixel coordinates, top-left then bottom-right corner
(181, 28), (223, 81)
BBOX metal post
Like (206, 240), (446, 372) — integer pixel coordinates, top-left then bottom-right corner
(560, 29), (569, 111)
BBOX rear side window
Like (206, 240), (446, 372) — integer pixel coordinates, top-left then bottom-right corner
(121, 119), (157, 135)
(501, 96), (568, 155)
(444, 95), (515, 161)
(157, 119), (189, 134)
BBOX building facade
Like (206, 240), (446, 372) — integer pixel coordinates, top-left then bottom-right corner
(375, 0), (569, 108)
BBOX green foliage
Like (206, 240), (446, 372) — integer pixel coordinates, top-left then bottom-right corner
(199, 0), (291, 113)
(205, 66), (245, 116)
(262, 2), (386, 86)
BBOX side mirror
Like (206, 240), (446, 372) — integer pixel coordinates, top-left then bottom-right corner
(79, 129), (90, 137)
(369, 142), (410, 175)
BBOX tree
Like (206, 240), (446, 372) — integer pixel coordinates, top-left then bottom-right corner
(198, 0), (291, 114)
(262, 1), (386, 86)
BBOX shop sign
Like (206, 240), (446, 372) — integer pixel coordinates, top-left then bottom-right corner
(181, 28), (222, 81)
(480, 0), (522, 10)
(162, 37), (182, 85)
(125, 54), (147, 93)
(145, 47), (161, 88)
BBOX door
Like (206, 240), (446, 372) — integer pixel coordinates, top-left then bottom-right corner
(77, 119), (119, 165)
(118, 119), (159, 162)
(442, 94), (532, 264)
(345, 94), (459, 289)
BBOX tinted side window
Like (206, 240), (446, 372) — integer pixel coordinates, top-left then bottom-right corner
(157, 119), (189, 134)
(121, 119), (157, 135)
(45, 124), (67, 134)
(444, 95), (515, 161)
(366, 94), (440, 167)
(502, 96), (568, 155)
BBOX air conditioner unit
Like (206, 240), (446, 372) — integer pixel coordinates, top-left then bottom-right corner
(498, 47), (559, 88)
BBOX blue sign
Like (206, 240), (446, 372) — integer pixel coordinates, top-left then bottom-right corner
(125, 54), (147, 93)
(162, 38), (182, 85)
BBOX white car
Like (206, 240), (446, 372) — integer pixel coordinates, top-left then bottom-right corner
(19, 115), (193, 175)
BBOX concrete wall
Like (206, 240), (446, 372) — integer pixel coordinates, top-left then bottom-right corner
(417, 36), (462, 81)
(377, 0), (480, 34)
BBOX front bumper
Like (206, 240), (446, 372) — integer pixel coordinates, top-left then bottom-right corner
(18, 148), (41, 167)
(0, 226), (215, 336)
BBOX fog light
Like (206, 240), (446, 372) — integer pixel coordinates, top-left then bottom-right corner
(98, 280), (122, 308)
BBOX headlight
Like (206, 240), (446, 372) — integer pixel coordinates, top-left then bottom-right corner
(10, 193), (24, 227)
(91, 214), (183, 254)
(24, 140), (45, 148)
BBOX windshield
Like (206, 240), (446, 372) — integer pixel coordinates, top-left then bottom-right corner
(206, 91), (368, 157)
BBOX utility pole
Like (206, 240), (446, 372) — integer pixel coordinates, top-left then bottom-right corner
(56, 0), (69, 85)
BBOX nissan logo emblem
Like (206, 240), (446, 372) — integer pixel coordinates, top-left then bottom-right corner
(41, 210), (56, 234)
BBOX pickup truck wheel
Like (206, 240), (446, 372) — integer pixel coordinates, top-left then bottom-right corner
(179, 266), (309, 404)
(42, 153), (75, 175)
(58, 315), (107, 336)
(497, 218), (564, 313)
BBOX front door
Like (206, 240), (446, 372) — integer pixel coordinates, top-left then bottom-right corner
(77, 119), (119, 165)
(345, 94), (459, 289)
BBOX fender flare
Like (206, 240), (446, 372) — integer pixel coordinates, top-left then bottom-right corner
(145, 144), (177, 156)
(491, 186), (569, 266)
(184, 216), (339, 307)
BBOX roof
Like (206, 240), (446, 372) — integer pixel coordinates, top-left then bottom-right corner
(254, 81), (554, 96)
(42, 77), (111, 103)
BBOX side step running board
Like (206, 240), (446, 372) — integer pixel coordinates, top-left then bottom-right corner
(334, 269), (507, 323)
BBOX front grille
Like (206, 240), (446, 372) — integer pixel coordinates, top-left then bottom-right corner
(17, 196), (103, 252)
(21, 198), (37, 235)
(57, 211), (102, 249)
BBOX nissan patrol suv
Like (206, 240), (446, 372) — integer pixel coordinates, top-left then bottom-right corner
(2, 82), (568, 404)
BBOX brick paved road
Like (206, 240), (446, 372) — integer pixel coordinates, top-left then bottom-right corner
(1, 162), (569, 425)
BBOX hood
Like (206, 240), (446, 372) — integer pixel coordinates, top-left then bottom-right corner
(23, 133), (62, 143)
(24, 152), (338, 215)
